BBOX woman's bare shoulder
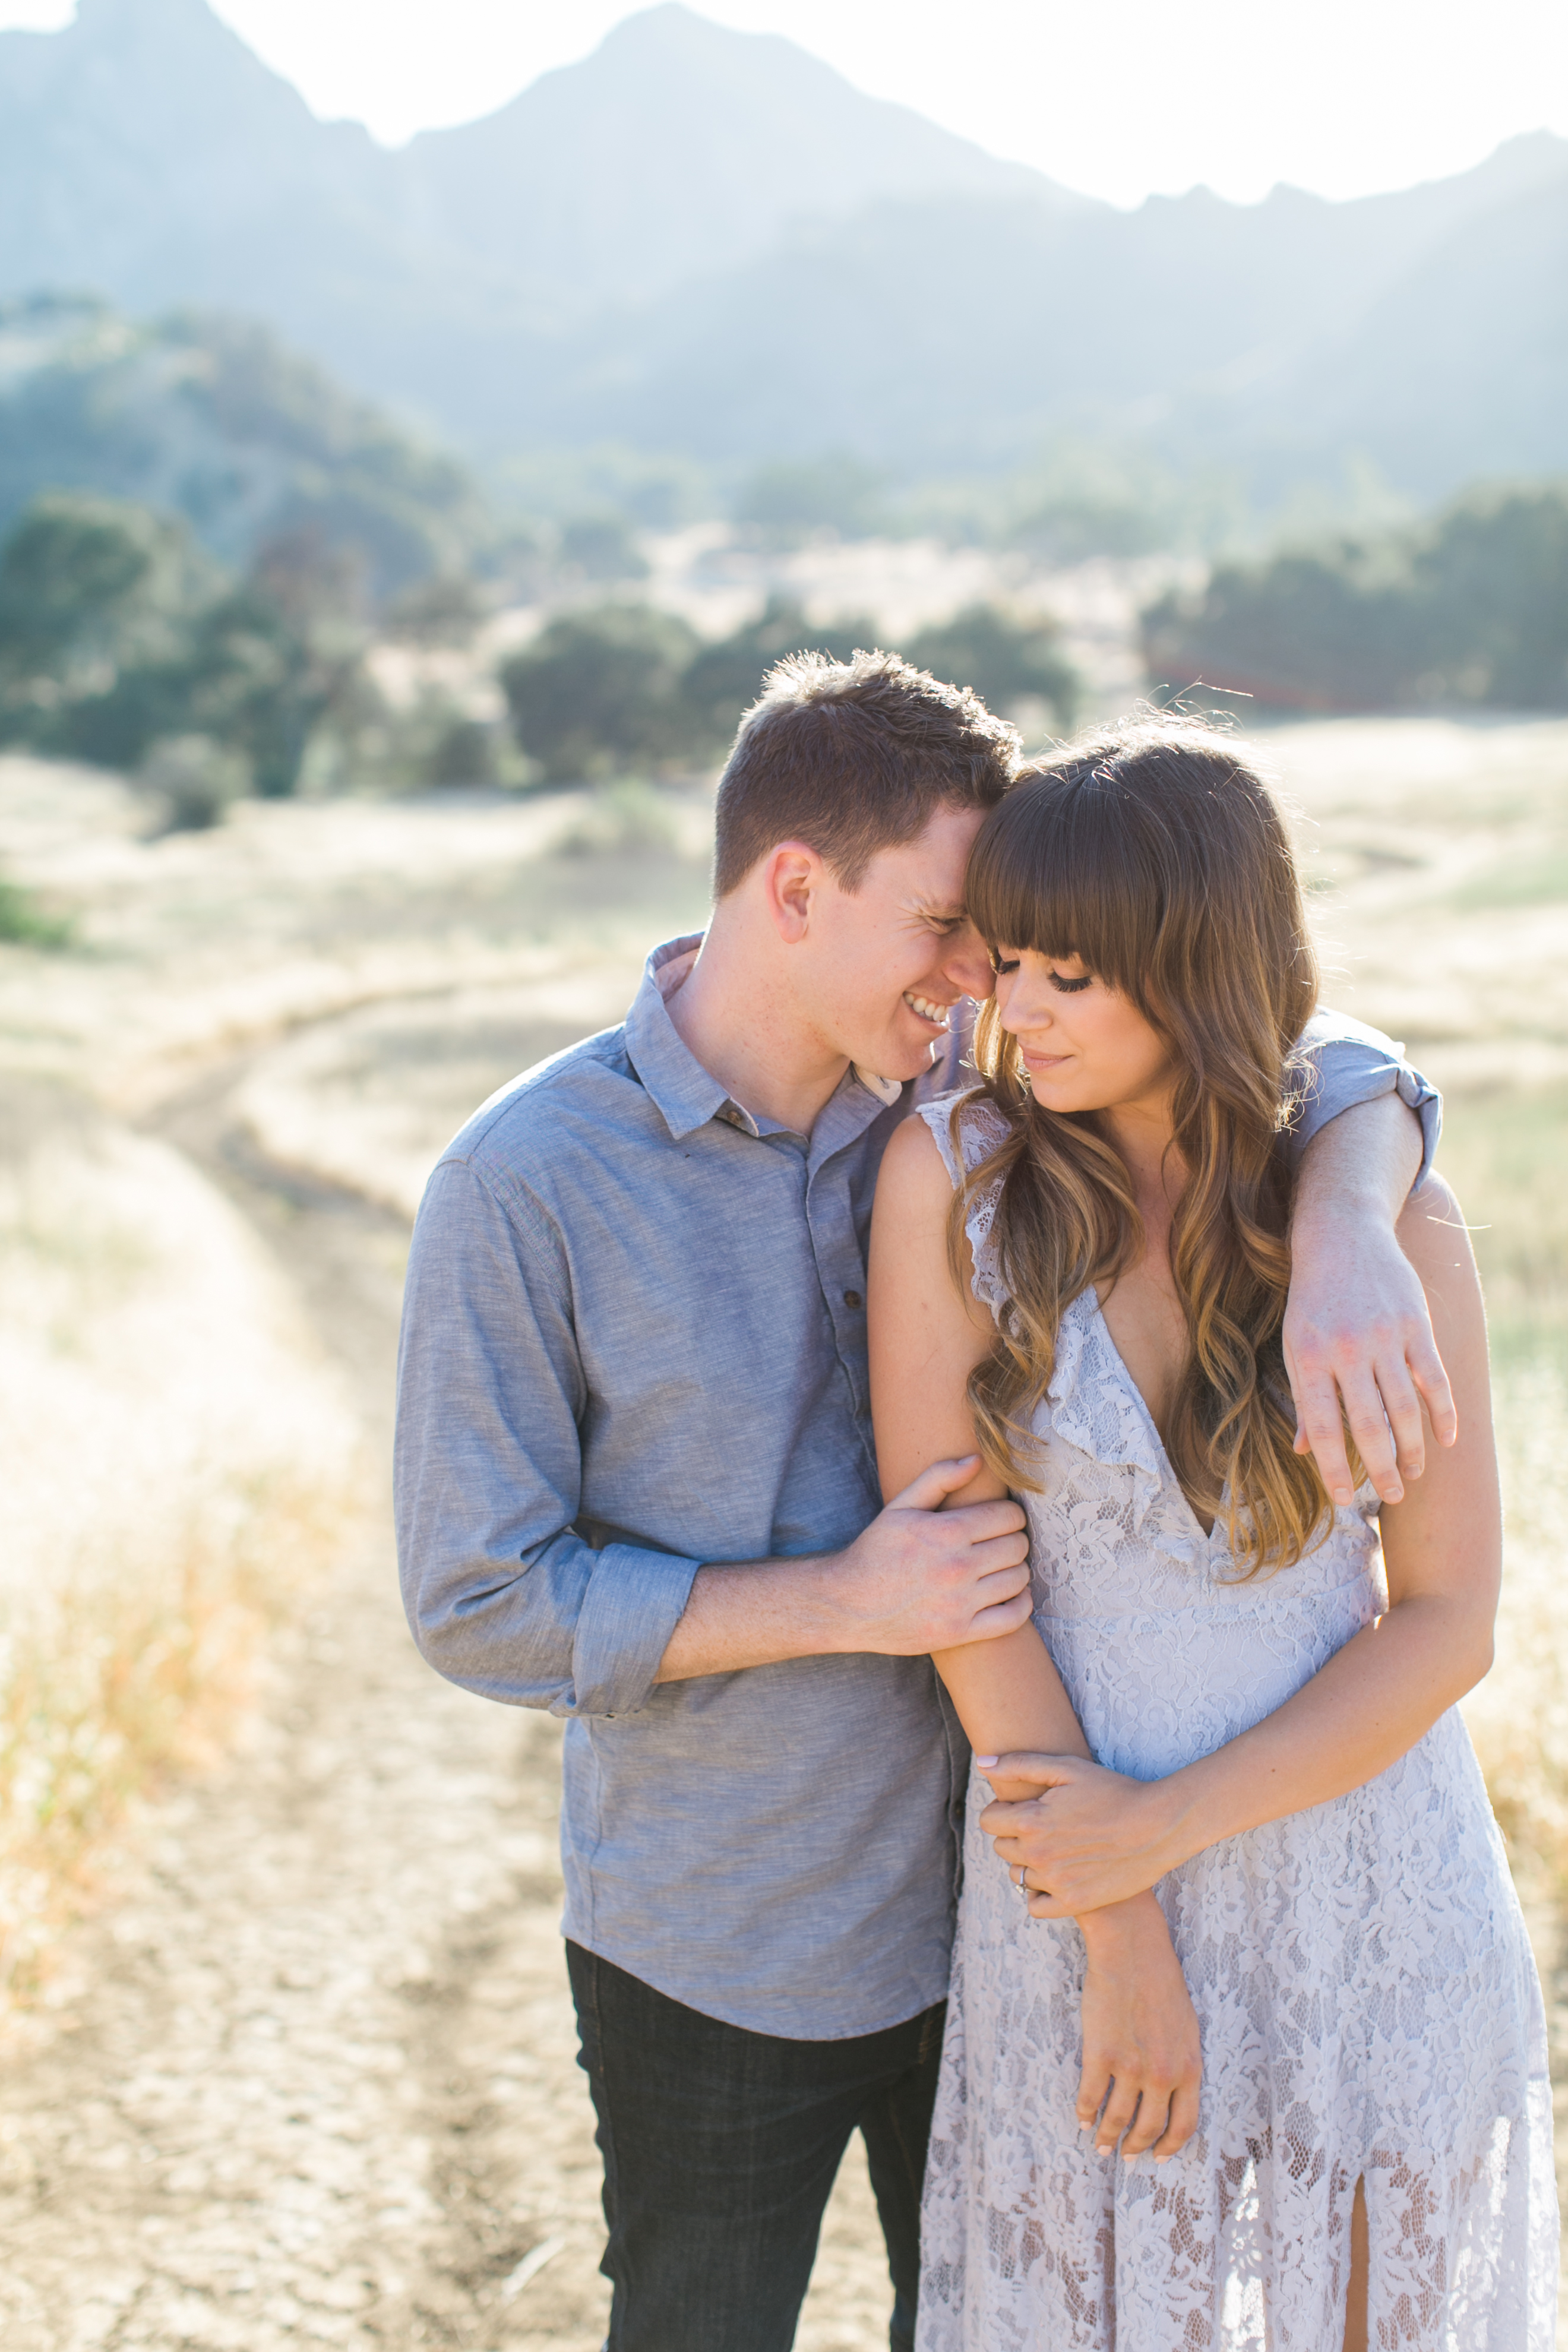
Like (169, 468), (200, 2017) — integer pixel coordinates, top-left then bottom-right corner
(877, 1105), (961, 1205)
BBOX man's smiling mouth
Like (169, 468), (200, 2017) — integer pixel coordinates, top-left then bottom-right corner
(903, 992), (952, 1028)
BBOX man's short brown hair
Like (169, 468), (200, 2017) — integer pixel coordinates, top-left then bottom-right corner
(712, 649), (1020, 898)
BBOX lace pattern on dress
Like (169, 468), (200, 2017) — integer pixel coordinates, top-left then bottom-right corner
(915, 1090), (1014, 1326)
(911, 1092), (1557, 2351)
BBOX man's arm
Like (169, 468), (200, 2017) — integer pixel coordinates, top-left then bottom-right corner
(394, 1159), (1032, 1719)
(654, 1455), (1032, 1682)
(1285, 1016), (1455, 1506)
(394, 1158), (699, 1716)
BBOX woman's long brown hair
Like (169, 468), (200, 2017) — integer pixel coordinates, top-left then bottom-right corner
(954, 719), (1329, 1575)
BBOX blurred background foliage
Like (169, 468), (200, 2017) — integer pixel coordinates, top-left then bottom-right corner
(1144, 484), (1568, 712)
(0, 5), (1563, 830)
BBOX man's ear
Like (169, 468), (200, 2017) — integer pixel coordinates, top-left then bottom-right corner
(760, 841), (823, 944)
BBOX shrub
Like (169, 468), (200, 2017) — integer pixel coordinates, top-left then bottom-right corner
(0, 491), (206, 732)
(140, 734), (251, 832)
(1142, 481), (1568, 712)
(382, 571), (490, 648)
(905, 603), (1080, 732)
(679, 596), (877, 747)
(500, 603), (703, 780)
(0, 495), (369, 797)
(422, 713), (509, 789)
(61, 583), (327, 796)
(0, 875), (72, 949)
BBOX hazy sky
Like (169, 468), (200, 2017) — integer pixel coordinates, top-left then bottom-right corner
(5, 0), (1567, 207)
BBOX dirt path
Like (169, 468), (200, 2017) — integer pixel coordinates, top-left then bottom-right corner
(0, 1048), (892, 2352)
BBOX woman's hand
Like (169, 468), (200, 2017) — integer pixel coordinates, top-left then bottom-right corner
(1076, 1894), (1202, 2159)
(978, 1752), (1186, 1916)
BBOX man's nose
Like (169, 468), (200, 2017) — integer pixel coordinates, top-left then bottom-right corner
(942, 924), (994, 1001)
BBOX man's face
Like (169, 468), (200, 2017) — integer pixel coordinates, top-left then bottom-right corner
(801, 804), (996, 1082)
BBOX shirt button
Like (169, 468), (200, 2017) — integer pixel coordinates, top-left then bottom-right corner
(843, 1289), (863, 1310)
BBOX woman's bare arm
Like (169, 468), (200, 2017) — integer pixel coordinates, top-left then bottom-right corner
(869, 1115), (1088, 1771)
(869, 1114), (1202, 2158)
(986, 1172), (1500, 1915)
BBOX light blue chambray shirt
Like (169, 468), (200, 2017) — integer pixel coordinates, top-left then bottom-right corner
(394, 934), (1439, 2040)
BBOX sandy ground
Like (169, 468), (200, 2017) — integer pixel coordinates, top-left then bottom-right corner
(1, 715), (1566, 2345)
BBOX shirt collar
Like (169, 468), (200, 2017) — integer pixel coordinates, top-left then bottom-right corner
(624, 934), (732, 1141)
(625, 934), (907, 1146)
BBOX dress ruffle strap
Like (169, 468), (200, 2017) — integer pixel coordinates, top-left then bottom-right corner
(916, 1092), (1168, 1529)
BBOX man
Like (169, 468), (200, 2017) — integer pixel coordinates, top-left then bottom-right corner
(395, 653), (1444, 2352)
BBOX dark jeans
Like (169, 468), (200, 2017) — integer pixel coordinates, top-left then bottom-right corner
(567, 1942), (946, 2352)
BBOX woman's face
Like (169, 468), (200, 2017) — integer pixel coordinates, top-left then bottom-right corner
(991, 947), (1174, 1118)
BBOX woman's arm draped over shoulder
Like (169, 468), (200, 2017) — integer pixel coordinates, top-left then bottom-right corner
(986, 1171), (1501, 1918)
(869, 1110), (1202, 2160)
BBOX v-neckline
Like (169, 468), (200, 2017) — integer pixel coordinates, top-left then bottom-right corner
(1080, 1288), (1221, 1546)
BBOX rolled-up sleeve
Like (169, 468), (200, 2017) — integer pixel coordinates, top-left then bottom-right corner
(394, 1156), (700, 1718)
(1287, 1009), (1440, 1181)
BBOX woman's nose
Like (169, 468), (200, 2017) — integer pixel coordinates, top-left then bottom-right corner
(1000, 985), (1051, 1036)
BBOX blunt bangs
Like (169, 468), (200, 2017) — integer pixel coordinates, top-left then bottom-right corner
(965, 763), (1171, 1006)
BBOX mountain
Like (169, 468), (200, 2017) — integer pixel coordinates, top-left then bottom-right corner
(2, 0), (1567, 501)
(0, 0), (1076, 363)
(464, 136), (1568, 482)
(1216, 156), (1568, 498)
(401, 6), (1078, 311)
(0, 0), (547, 427)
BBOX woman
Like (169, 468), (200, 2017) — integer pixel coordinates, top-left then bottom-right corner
(868, 722), (1554, 2348)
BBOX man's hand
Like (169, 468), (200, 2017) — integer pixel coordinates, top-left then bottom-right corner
(1286, 1194), (1458, 1508)
(979, 1753), (1180, 1916)
(655, 1455), (1030, 1681)
(1076, 1896), (1202, 2160)
(1286, 1095), (1456, 1507)
(823, 1456), (1032, 1655)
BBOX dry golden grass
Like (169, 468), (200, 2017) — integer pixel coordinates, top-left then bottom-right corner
(0, 1085), (362, 2011)
(1266, 716), (1568, 1888)
(0, 754), (715, 2016)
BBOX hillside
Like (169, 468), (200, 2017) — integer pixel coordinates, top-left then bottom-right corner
(2, 0), (1566, 498)
(479, 138), (1568, 484)
(0, 295), (485, 593)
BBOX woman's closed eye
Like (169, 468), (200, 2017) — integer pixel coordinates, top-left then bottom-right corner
(990, 947), (1095, 994)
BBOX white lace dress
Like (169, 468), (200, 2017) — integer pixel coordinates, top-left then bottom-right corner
(915, 1095), (1556, 2352)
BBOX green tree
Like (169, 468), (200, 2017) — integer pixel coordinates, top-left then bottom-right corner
(62, 578), (352, 796)
(0, 492), (204, 728)
(905, 605), (1080, 731)
(679, 596), (877, 747)
(500, 603), (704, 780)
(1420, 487), (1568, 707)
(0, 494), (368, 797)
(1140, 482), (1568, 712)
